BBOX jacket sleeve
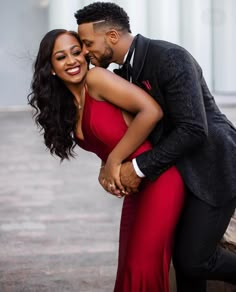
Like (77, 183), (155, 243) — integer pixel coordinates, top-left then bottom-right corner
(136, 47), (208, 180)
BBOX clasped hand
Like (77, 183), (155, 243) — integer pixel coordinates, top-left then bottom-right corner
(98, 159), (142, 198)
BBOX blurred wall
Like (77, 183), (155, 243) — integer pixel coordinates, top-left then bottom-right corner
(0, 0), (235, 107)
(0, 0), (48, 107)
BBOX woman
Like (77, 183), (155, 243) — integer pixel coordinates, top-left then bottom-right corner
(28, 29), (185, 292)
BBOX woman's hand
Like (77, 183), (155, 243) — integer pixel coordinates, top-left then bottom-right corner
(98, 157), (128, 197)
(103, 156), (123, 194)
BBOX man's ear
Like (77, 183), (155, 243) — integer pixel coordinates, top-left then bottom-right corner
(106, 29), (120, 44)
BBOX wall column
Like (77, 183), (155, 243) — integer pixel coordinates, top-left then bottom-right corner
(148, 0), (181, 44)
(49, 0), (79, 30)
(180, 0), (212, 89)
(213, 0), (236, 93)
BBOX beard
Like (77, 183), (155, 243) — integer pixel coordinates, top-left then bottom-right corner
(98, 46), (114, 68)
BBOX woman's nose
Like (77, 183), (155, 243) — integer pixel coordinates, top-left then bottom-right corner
(67, 55), (76, 64)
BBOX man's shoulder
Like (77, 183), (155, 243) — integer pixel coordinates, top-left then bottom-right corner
(133, 34), (196, 77)
(136, 34), (188, 63)
(137, 34), (183, 51)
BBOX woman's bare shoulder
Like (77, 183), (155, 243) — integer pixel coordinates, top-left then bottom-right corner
(86, 67), (111, 80)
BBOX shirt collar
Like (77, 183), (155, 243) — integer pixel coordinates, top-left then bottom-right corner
(122, 47), (135, 67)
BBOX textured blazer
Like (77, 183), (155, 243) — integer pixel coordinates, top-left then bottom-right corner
(131, 34), (236, 207)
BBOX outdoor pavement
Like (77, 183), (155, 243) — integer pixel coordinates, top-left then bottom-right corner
(0, 110), (121, 292)
(0, 106), (235, 292)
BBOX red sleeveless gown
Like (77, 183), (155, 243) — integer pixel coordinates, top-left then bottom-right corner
(77, 91), (185, 292)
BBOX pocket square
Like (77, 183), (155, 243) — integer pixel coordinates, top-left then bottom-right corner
(142, 80), (152, 91)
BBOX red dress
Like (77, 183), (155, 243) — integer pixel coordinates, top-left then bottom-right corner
(77, 91), (185, 292)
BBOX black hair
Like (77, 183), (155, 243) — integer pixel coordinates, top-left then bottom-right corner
(27, 29), (83, 161)
(75, 2), (131, 33)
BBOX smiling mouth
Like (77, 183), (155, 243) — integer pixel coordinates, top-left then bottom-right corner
(66, 66), (80, 75)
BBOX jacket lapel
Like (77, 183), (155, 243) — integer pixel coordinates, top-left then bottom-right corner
(131, 34), (166, 114)
(132, 34), (151, 83)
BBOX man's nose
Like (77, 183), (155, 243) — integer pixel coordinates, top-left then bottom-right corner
(82, 46), (89, 55)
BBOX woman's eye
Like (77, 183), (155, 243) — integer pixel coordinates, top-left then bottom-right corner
(73, 50), (81, 56)
(56, 55), (65, 61)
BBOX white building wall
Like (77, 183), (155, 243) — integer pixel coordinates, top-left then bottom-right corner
(148, 0), (181, 44)
(49, 0), (78, 30)
(212, 0), (236, 94)
(0, 0), (235, 107)
(0, 0), (48, 107)
(47, 0), (236, 99)
(179, 0), (212, 90)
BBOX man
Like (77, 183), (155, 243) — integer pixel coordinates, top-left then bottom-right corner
(75, 2), (236, 292)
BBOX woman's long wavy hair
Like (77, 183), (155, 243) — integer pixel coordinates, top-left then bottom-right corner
(28, 29), (83, 161)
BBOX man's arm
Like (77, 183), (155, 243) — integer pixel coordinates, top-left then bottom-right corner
(136, 47), (208, 180)
(120, 161), (141, 193)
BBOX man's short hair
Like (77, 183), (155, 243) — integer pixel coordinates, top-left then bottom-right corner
(74, 2), (131, 33)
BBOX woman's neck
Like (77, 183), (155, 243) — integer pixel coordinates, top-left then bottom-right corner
(66, 81), (86, 109)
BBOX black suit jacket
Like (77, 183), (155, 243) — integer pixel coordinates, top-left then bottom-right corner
(131, 34), (236, 207)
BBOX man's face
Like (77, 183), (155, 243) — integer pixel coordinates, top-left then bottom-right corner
(78, 22), (114, 68)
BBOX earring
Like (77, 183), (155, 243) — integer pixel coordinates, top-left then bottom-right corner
(52, 72), (56, 76)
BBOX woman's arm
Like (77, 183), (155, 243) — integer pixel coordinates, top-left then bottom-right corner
(86, 67), (163, 192)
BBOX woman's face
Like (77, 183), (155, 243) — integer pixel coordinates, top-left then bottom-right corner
(51, 33), (87, 85)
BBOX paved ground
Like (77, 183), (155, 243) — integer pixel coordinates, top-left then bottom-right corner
(0, 110), (122, 292)
(0, 106), (235, 292)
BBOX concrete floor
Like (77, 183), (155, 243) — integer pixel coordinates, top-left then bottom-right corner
(0, 107), (235, 292)
(0, 110), (122, 292)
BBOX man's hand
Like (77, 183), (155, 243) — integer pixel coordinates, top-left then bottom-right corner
(120, 161), (142, 193)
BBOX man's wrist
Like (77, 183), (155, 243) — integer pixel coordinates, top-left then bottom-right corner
(132, 158), (145, 178)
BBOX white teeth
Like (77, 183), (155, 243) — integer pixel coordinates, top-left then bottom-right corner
(67, 67), (80, 73)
